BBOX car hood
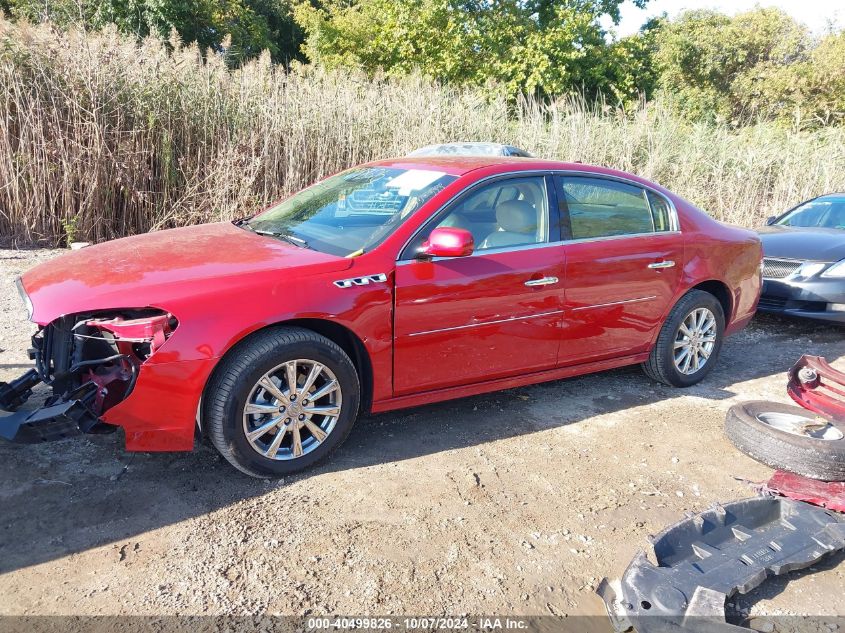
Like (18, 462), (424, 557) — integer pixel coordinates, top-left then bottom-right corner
(757, 225), (845, 262)
(21, 222), (352, 324)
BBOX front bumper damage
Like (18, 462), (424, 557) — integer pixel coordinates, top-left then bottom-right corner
(767, 470), (845, 513)
(0, 370), (101, 443)
(0, 311), (175, 444)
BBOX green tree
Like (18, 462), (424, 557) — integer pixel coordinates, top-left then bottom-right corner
(606, 16), (663, 105)
(797, 32), (845, 125)
(747, 32), (845, 127)
(1, 0), (304, 65)
(654, 7), (809, 123)
(293, 0), (649, 100)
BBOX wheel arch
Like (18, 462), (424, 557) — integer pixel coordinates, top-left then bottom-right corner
(200, 318), (375, 435)
(283, 318), (374, 414)
(690, 279), (733, 322)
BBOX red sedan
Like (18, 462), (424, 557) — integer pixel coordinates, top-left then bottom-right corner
(1, 157), (762, 476)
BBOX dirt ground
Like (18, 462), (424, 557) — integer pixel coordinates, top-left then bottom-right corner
(2, 248), (845, 629)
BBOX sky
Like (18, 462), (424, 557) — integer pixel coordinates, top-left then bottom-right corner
(602, 0), (844, 37)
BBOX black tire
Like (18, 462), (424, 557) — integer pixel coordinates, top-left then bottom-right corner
(204, 326), (360, 478)
(642, 289), (725, 387)
(725, 400), (845, 481)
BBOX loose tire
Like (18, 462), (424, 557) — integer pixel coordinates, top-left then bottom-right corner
(642, 289), (725, 387)
(204, 327), (360, 477)
(725, 400), (845, 481)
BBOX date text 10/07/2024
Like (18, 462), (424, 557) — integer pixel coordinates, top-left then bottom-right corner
(306, 617), (530, 630)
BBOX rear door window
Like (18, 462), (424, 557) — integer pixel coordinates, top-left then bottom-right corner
(559, 176), (663, 239)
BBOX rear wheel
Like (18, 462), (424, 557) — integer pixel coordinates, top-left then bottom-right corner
(205, 327), (360, 477)
(642, 289), (725, 387)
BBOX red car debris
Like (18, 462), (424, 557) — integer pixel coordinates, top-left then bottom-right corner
(788, 355), (845, 421)
(758, 356), (845, 509)
(727, 357), (845, 482)
(1, 157), (762, 476)
(767, 471), (845, 513)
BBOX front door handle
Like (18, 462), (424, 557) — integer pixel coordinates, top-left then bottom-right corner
(524, 276), (559, 287)
(648, 261), (676, 270)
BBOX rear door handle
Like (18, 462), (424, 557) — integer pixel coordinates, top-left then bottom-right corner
(648, 261), (675, 270)
(524, 276), (559, 287)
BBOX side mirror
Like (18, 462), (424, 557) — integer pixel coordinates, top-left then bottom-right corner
(418, 227), (474, 259)
(765, 215), (777, 226)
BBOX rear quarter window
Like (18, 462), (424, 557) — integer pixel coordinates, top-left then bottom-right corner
(647, 191), (674, 231)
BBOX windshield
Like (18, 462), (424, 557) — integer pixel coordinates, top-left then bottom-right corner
(776, 197), (845, 230)
(243, 167), (457, 256)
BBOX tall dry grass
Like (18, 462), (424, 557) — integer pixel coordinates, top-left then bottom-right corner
(2, 19), (845, 245)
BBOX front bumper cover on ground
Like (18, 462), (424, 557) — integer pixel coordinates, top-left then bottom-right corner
(598, 496), (845, 633)
(0, 370), (102, 444)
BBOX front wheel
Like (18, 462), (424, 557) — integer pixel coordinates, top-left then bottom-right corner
(204, 327), (360, 477)
(642, 289), (725, 387)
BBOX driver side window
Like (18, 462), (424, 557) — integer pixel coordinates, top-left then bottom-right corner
(406, 176), (550, 256)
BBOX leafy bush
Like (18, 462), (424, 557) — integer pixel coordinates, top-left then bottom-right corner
(293, 0), (648, 102)
(1, 0), (303, 65)
(655, 7), (845, 127)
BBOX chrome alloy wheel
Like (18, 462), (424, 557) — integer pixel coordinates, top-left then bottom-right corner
(673, 307), (717, 375)
(242, 360), (342, 460)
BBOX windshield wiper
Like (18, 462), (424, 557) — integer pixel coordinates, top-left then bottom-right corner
(251, 228), (311, 249)
(281, 233), (310, 249)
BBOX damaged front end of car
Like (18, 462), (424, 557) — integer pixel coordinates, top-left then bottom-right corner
(0, 301), (177, 444)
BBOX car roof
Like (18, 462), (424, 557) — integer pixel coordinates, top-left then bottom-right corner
(816, 192), (845, 201)
(367, 155), (624, 177)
